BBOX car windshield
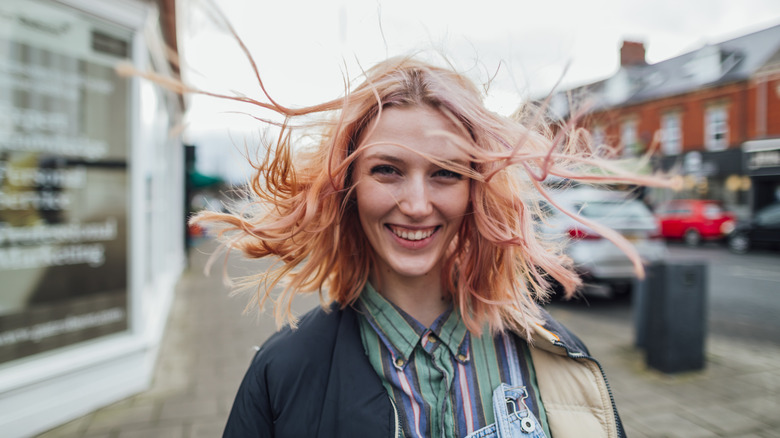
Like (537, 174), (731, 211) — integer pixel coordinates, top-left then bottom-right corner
(756, 203), (780, 226)
(575, 200), (651, 219)
(703, 203), (724, 218)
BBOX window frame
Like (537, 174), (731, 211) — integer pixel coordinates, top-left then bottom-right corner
(660, 112), (682, 156)
(704, 105), (729, 151)
(620, 119), (639, 157)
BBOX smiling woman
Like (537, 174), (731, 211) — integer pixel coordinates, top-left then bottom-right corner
(353, 106), (471, 326)
(127, 25), (676, 435)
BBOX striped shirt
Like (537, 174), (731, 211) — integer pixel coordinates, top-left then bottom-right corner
(357, 284), (549, 438)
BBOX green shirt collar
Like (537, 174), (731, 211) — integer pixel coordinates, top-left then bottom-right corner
(358, 283), (469, 365)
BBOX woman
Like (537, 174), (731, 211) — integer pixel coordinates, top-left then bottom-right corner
(185, 56), (667, 438)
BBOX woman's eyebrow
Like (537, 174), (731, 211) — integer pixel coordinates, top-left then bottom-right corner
(365, 153), (468, 167)
(364, 154), (405, 165)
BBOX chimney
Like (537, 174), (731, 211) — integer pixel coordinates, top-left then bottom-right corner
(620, 40), (646, 67)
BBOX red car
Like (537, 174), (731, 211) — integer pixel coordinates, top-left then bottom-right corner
(655, 199), (736, 246)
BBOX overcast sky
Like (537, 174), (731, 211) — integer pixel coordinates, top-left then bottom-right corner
(178, 0), (780, 181)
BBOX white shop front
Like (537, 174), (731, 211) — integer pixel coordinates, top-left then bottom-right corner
(0, 0), (185, 436)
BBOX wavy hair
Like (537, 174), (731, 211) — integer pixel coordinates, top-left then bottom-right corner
(122, 42), (675, 338)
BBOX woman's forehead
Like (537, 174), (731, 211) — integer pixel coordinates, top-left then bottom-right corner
(359, 146), (469, 168)
(357, 106), (470, 161)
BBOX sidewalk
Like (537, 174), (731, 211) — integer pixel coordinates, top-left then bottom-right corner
(37, 242), (780, 437)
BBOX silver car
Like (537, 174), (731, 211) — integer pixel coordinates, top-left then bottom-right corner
(538, 187), (667, 296)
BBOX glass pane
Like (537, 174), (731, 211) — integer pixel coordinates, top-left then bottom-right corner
(0, 0), (132, 364)
(577, 201), (651, 219)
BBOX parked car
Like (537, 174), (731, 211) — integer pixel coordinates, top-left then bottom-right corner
(539, 188), (667, 296)
(654, 199), (736, 246)
(727, 202), (780, 254)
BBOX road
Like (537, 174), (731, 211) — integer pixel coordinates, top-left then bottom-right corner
(547, 243), (780, 347)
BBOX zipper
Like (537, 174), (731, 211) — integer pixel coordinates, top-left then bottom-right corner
(584, 355), (626, 438)
(554, 341), (627, 438)
(389, 395), (402, 438)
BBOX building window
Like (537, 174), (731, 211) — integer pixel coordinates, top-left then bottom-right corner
(620, 119), (638, 157)
(705, 106), (728, 151)
(661, 113), (682, 156)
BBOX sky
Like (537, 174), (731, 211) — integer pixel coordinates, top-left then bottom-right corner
(177, 0), (780, 182)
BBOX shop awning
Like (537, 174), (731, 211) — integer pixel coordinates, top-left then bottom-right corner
(189, 170), (224, 188)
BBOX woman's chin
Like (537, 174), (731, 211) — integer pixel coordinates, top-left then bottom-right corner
(384, 259), (439, 280)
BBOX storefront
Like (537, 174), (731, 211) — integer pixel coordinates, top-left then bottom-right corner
(0, 1), (185, 436)
(652, 148), (750, 216)
(744, 138), (780, 213)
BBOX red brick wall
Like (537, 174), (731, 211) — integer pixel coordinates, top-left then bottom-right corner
(581, 81), (765, 154)
(757, 76), (780, 138)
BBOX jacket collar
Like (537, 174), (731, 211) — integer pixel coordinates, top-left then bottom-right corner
(529, 307), (591, 359)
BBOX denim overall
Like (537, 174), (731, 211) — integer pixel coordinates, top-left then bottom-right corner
(464, 335), (547, 438)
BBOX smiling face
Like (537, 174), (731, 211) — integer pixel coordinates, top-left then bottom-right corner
(352, 105), (471, 288)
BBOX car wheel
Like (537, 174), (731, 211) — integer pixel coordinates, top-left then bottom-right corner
(684, 229), (701, 247)
(728, 233), (749, 254)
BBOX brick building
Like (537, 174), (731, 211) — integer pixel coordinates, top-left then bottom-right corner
(547, 24), (780, 217)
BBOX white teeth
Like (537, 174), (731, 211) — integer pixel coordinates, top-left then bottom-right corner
(392, 227), (434, 241)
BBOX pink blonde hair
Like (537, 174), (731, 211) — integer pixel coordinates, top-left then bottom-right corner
(122, 49), (676, 338)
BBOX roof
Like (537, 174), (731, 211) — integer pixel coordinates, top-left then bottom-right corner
(547, 23), (780, 117)
(755, 44), (780, 76)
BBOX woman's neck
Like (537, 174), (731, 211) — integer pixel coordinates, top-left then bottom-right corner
(370, 271), (450, 327)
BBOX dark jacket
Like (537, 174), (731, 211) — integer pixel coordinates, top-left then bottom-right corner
(223, 304), (624, 437)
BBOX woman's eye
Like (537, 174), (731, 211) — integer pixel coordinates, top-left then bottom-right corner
(370, 165), (398, 176)
(433, 169), (463, 179)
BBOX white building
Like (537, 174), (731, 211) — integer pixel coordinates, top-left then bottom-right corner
(0, 1), (186, 436)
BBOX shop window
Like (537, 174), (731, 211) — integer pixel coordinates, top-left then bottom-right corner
(0, 3), (132, 364)
(705, 106), (728, 151)
(661, 113), (682, 156)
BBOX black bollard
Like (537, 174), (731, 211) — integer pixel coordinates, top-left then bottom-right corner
(636, 261), (708, 373)
(633, 273), (649, 349)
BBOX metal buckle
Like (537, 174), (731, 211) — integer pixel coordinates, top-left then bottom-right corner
(504, 386), (530, 414)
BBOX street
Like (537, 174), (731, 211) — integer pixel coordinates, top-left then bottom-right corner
(548, 243), (780, 347)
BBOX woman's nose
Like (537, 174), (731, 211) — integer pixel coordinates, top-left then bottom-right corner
(398, 177), (433, 218)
